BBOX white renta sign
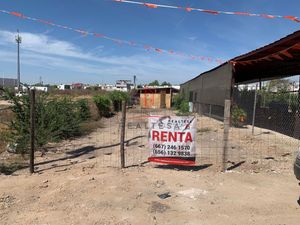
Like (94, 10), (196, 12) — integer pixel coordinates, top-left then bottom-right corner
(148, 115), (196, 165)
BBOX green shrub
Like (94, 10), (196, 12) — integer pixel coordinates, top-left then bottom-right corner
(93, 94), (112, 117)
(231, 105), (247, 127)
(178, 100), (190, 115)
(108, 91), (129, 112)
(172, 93), (190, 115)
(172, 94), (185, 110)
(38, 97), (82, 143)
(76, 99), (91, 121)
(3, 90), (86, 154)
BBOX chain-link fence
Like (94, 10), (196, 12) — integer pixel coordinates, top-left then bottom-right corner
(229, 83), (300, 171)
(1, 82), (299, 174)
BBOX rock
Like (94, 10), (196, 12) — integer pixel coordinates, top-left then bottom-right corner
(155, 180), (165, 188)
(136, 192), (143, 199)
(0, 195), (15, 209)
(157, 192), (171, 200)
(39, 184), (48, 189)
(0, 195), (15, 204)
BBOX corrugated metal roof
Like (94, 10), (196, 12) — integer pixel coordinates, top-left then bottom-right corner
(182, 30), (300, 85)
(232, 30), (300, 62)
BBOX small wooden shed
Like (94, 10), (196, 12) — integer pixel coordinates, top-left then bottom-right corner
(138, 86), (179, 109)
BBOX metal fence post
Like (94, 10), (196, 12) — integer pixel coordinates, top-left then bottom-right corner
(222, 99), (231, 172)
(30, 89), (36, 174)
(252, 84), (258, 135)
(120, 100), (126, 168)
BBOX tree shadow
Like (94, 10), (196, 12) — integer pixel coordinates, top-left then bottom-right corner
(0, 135), (146, 175)
(34, 135), (146, 172)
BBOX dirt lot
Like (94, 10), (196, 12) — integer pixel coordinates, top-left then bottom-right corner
(0, 160), (299, 225)
(0, 109), (300, 224)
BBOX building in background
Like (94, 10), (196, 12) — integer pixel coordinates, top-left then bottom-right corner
(72, 83), (84, 89)
(98, 80), (134, 92)
(58, 84), (72, 90)
(98, 84), (114, 91)
(30, 86), (48, 92)
(137, 86), (180, 109)
(115, 80), (133, 92)
(0, 78), (17, 88)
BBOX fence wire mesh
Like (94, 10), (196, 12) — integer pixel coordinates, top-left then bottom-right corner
(1, 79), (299, 173)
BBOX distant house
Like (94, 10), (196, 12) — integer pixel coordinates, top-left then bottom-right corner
(19, 85), (48, 92)
(98, 84), (114, 91)
(0, 78), (17, 88)
(31, 86), (48, 92)
(98, 80), (134, 92)
(115, 80), (133, 92)
(137, 86), (180, 109)
(58, 84), (71, 90)
(72, 83), (84, 89)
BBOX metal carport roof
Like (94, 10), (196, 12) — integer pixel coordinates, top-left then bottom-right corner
(231, 30), (300, 84)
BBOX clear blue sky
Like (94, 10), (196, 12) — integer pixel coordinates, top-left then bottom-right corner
(0, 0), (299, 85)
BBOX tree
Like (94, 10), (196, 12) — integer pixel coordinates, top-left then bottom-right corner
(148, 80), (160, 86)
(267, 79), (290, 92)
(161, 81), (171, 86)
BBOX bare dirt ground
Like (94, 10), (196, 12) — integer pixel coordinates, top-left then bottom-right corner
(0, 109), (300, 225)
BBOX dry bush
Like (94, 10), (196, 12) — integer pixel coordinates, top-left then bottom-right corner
(49, 89), (106, 98)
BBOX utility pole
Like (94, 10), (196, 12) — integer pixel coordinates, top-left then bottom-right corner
(15, 30), (22, 91)
(133, 75), (136, 89)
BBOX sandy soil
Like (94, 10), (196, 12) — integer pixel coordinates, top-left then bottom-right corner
(0, 161), (299, 225)
(0, 109), (300, 224)
(0, 100), (12, 107)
